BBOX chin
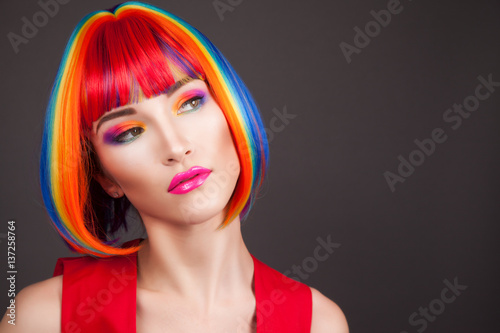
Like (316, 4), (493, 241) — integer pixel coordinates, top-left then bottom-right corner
(177, 208), (226, 227)
(171, 186), (233, 224)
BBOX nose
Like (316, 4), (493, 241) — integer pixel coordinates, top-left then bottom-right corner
(158, 122), (194, 166)
(161, 135), (193, 165)
(163, 148), (192, 165)
(147, 94), (194, 165)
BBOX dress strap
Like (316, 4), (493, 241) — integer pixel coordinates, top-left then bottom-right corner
(252, 254), (312, 332)
(53, 252), (137, 333)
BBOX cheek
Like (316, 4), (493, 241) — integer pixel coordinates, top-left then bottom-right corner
(204, 109), (239, 163)
(213, 114), (241, 186)
(93, 143), (153, 189)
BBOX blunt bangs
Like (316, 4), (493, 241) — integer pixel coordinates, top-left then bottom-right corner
(80, 12), (205, 131)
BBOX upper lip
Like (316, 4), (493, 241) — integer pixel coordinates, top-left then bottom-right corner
(168, 166), (212, 192)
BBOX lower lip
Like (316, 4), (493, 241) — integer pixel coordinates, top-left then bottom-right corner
(168, 172), (211, 194)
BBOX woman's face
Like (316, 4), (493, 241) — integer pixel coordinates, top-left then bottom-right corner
(88, 78), (241, 226)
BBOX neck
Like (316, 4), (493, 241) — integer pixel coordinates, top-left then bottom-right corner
(136, 213), (254, 306)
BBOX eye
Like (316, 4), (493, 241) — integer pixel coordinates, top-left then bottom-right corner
(103, 120), (147, 145)
(113, 127), (145, 143)
(178, 95), (205, 115)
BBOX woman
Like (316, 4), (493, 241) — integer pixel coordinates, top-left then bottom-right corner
(0, 2), (348, 332)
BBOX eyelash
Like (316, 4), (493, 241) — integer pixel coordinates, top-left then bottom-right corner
(178, 94), (206, 114)
(112, 127), (145, 144)
(104, 122), (146, 145)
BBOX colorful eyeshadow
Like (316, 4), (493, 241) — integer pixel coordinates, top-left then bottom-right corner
(176, 89), (206, 114)
(103, 121), (146, 144)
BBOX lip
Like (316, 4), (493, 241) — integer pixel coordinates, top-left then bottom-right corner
(168, 166), (212, 194)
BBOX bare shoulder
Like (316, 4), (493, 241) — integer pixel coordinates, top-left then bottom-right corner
(310, 287), (349, 333)
(0, 275), (62, 333)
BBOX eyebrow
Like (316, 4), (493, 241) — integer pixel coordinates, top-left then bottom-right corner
(166, 76), (196, 97)
(96, 108), (137, 134)
(96, 77), (198, 134)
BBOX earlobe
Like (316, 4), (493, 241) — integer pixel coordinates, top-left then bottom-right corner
(93, 173), (124, 199)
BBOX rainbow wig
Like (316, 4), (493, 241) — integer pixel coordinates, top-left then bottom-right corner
(40, 1), (269, 257)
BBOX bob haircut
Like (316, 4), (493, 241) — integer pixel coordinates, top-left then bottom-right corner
(40, 2), (269, 257)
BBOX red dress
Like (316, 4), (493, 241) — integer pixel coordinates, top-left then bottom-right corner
(53, 241), (312, 333)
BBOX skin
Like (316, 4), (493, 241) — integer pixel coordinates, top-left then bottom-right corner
(0, 78), (348, 333)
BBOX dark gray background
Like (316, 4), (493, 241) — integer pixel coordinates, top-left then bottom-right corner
(1, 0), (499, 332)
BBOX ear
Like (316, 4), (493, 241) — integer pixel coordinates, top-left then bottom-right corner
(94, 173), (124, 199)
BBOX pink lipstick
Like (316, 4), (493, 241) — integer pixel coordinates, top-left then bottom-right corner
(168, 166), (211, 194)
